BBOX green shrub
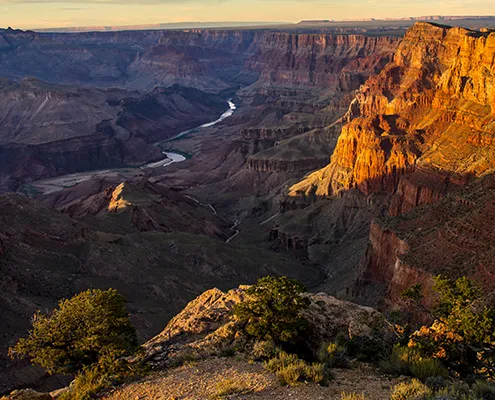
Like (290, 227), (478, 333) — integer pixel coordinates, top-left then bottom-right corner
(264, 352), (329, 386)
(391, 379), (432, 400)
(209, 378), (252, 399)
(234, 276), (310, 352)
(9, 288), (138, 376)
(407, 277), (495, 379)
(409, 358), (448, 381)
(318, 342), (349, 368)
(304, 362), (328, 385)
(341, 393), (366, 400)
(434, 383), (478, 400)
(277, 361), (305, 386)
(380, 346), (448, 380)
(59, 353), (143, 400)
(472, 380), (495, 400)
(252, 340), (279, 361)
(265, 351), (300, 373)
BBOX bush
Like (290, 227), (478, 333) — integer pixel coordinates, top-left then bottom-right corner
(406, 277), (495, 379)
(346, 335), (391, 362)
(318, 342), (349, 368)
(472, 380), (495, 400)
(276, 361), (305, 386)
(264, 352), (329, 386)
(59, 352), (143, 400)
(234, 276), (310, 352)
(381, 346), (448, 380)
(9, 289), (138, 376)
(434, 383), (477, 400)
(409, 358), (448, 381)
(265, 351), (300, 373)
(341, 393), (366, 400)
(210, 378), (252, 399)
(252, 340), (279, 361)
(391, 379), (432, 400)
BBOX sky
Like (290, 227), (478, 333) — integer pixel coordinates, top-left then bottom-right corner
(0, 0), (494, 30)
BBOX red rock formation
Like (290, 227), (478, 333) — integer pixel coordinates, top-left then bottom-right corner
(291, 22), (495, 198)
(362, 174), (495, 307)
(246, 157), (329, 173)
(388, 167), (466, 216)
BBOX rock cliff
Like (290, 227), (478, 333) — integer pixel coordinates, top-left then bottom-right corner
(361, 174), (495, 308)
(246, 33), (399, 89)
(290, 22), (495, 198)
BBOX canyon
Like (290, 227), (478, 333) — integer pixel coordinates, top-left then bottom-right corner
(1, 18), (495, 395)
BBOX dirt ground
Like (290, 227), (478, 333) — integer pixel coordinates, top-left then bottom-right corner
(104, 357), (400, 400)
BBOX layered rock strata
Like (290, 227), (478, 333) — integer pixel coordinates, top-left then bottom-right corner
(291, 23), (495, 198)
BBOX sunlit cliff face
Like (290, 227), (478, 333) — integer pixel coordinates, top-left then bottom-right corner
(290, 23), (495, 198)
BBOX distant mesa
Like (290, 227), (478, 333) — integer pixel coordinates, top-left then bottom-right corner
(298, 20), (333, 24)
(298, 15), (495, 24)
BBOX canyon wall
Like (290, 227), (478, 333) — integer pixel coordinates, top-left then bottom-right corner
(290, 22), (495, 198)
(246, 33), (399, 89)
(0, 79), (226, 191)
(363, 174), (495, 306)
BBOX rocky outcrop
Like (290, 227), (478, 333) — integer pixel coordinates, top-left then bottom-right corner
(245, 126), (341, 174)
(290, 22), (495, 198)
(45, 179), (233, 239)
(388, 168), (466, 216)
(247, 157), (329, 173)
(143, 286), (392, 366)
(362, 174), (495, 307)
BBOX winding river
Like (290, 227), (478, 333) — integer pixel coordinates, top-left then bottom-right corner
(146, 99), (237, 168)
(28, 99), (237, 194)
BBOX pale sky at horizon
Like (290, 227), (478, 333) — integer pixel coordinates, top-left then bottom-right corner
(0, 0), (494, 30)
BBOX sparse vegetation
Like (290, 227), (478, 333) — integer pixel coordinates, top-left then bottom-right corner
(234, 276), (311, 352)
(9, 288), (138, 375)
(252, 339), (279, 361)
(264, 351), (330, 386)
(404, 276), (495, 379)
(318, 341), (349, 368)
(209, 378), (252, 399)
(389, 380), (495, 400)
(9, 289), (142, 399)
(390, 379), (432, 400)
(380, 346), (448, 380)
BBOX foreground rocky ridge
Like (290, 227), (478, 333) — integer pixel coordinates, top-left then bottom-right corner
(143, 286), (391, 366)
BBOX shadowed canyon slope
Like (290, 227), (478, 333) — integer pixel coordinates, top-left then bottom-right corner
(0, 189), (321, 392)
(0, 79), (227, 191)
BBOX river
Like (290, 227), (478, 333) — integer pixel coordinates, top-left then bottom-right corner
(27, 99), (236, 194)
(147, 99), (237, 168)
